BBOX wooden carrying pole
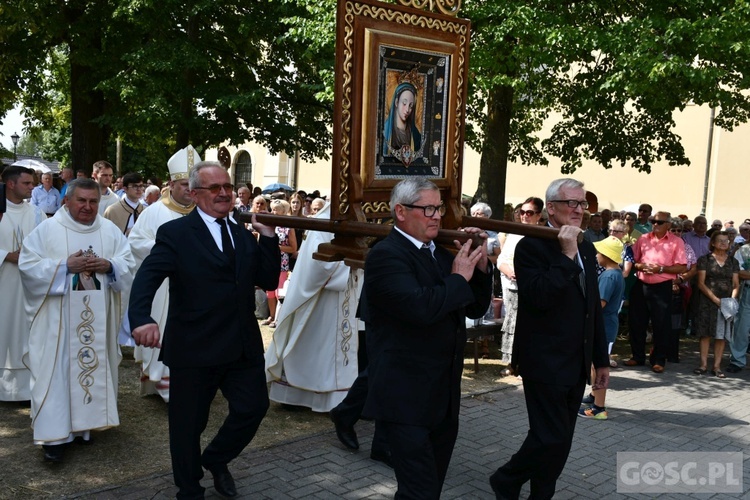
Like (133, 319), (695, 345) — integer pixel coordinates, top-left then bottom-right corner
(240, 213), (561, 268)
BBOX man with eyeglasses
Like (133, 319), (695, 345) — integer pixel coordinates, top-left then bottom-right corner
(126, 146), (199, 404)
(490, 178), (609, 500)
(625, 211), (687, 373)
(103, 172), (145, 236)
(635, 204), (653, 234)
(129, 161), (280, 499)
(94, 161), (119, 215)
(362, 177), (492, 499)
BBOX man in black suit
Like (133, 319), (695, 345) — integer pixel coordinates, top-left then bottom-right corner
(490, 178), (609, 500)
(129, 162), (280, 499)
(363, 177), (492, 499)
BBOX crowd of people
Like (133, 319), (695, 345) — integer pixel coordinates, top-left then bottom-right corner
(1, 155), (749, 500)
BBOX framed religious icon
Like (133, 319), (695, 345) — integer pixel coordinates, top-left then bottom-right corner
(330, 0), (471, 224)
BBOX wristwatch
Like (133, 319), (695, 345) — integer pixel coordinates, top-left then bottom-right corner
(659, 266), (664, 274)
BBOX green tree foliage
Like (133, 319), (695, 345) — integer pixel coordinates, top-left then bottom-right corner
(3, 0), (750, 204)
(465, 0), (750, 215)
(0, 0), (335, 179)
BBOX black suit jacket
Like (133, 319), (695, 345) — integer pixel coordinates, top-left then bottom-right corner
(513, 235), (608, 386)
(362, 229), (492, 428)
(128, 209), (280, 368)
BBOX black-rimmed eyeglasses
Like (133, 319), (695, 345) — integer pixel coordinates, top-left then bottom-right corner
(549, 199), (589, 210)
(193, 183), (233, 195)
(402, 203), (446, 217)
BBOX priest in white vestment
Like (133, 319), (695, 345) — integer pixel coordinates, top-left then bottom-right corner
(0, 166), (45, 401)
(125, 145), (199, 403)
(19, 178), (134, 462)
(265, 202), (362, 412)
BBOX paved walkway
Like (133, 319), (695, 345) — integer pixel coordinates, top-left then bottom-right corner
(71, 348), (749, 499)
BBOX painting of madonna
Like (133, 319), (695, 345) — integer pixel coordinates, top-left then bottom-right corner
(382, 81), (422, 159)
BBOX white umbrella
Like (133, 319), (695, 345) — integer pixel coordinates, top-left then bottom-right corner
(11, 159), (51, 172)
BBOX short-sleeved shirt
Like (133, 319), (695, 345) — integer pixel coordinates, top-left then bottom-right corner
(633, 231), (687, 284)
(683, 231), (710, 259)
(598, 268), (625, 343)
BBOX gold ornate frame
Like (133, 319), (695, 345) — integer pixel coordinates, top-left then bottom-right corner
(330, 0), (471, 228)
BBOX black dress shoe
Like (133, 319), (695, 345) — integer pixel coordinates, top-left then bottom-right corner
(370, 449), (393, 469)
(489, 471), (522, 500)
(330, 407), (359, 450)
(725, 364), (742, 373)
(209, 468), (237, 498)
(42, 444), (65, 463)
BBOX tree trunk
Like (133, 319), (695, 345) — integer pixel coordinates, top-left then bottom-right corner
(176, 15), (199, 149)
(473, 85), (513, 219)
(68, 25), (108, 175)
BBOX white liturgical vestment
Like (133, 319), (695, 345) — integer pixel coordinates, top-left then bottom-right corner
(19, 208), (134, 444)
(0, 200), (44, 401)
(265, 203), (362, 412)
(125, 196), (194, 402)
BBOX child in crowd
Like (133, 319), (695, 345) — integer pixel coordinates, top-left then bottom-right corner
(580, 236), (625, 420)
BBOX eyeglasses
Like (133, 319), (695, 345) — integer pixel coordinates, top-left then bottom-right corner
(670, 228), (683, 233)
(550, 199), (589, 210)
(715, 239), (730, 244)
(127, 184), (145, 190)
(610, 229), (626, 234)
(401, 203), (446, 217)
(193, 183), (234, 194)
(518, 210), (541, 217)
(653, 220), (669, 225)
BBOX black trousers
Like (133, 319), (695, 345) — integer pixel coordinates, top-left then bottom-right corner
(381, 416), (458, 500)
(628, 279), (672, 365)
(492, 377), (586, 500)
(169, 355), (269, 499)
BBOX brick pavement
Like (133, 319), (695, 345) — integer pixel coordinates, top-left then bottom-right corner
(71, 347), (749, 499)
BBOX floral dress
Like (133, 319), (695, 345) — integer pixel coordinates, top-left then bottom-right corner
(694, 253), (739, 338)
(276, 226), (291, 272)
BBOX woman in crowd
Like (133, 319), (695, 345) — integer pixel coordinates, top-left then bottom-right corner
(693, 231), (740, 378)
(289, 192), (305, 217)
(288, 192), (306, 270)
(497, 196), (543, 374)
(250, 195), (268, 214)
(261, 199), (298, 328)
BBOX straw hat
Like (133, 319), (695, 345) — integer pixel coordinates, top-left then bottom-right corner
(593, 236), (624, 264)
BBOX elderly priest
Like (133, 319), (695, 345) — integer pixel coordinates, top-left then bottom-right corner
(19, 178), (134, 463)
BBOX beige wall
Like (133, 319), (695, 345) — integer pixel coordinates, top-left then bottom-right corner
(209, 102), (748, 223)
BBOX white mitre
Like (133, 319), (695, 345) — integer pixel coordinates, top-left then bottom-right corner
(167, 145), (201, 180)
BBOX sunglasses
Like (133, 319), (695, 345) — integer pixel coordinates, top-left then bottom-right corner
(653, 220), (669, 225)
(519, 210), (540, 217)
(670, 228), (683, 233)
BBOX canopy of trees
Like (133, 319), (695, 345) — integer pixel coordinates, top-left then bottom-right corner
(2, 0), (750, 212)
